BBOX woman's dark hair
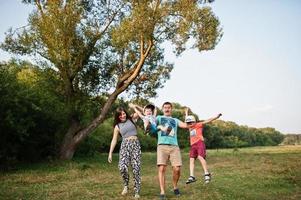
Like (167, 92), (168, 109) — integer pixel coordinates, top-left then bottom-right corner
(113, 107), (136, 128)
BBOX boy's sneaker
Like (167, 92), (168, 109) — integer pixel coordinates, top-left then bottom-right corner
(173, 188), (181, 197)
(134, 193), (140, 199)
(204, 173), (211, 184)
(159, 194), (166, 200)
(186, 176), (197, 184)
(121, 186), (128, 195)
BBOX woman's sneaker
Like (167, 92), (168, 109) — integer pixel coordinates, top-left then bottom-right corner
(204, 173), (211, 183)
(121, 186), (128, 195)
(134, 193), (140, 199)
(186, 176), (197, 184)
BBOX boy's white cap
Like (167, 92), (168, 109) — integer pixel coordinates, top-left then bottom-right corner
(185, 115), (196, 123)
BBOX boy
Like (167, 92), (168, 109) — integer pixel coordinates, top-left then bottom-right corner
(184, 108), (222, 184)
(129, 103), (166, 134)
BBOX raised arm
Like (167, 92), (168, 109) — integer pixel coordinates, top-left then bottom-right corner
(202, 113), (222, 125)
(129, 103), (144, 119)
(185, 107), (189, 118)
(108, 125), (120, 163)
(154, 106), (157, 116)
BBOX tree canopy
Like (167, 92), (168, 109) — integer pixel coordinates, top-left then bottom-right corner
(1, 0), (222, 159)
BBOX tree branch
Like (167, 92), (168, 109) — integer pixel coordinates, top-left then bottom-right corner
(35, 0), (44, 17)
(140, 34), (144, 59)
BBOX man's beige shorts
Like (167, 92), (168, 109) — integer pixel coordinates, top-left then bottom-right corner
(157, 145), (182, 166)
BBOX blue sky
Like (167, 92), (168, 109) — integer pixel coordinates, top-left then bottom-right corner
(0, 1), (300, 134)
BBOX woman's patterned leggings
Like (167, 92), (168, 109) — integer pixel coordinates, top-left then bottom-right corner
(118, 139), (141, 194)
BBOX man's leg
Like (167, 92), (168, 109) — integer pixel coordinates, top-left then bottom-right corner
(172, 166), (181, 189)
(170, 146), (182, 191)
(158, 165), (166, 195)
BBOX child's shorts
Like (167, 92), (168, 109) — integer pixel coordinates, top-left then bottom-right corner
(189, 140), (206, 159)
(149, 124), (158, 134)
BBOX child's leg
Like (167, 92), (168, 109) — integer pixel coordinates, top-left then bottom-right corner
(144, 119), (151, 132)
(197, 155), (209, 174)
(196, 141), (208, 174)
(189, 158), (196, 177)
(157, 125), (166, 132)
(157, 125), (173, 135)
(186, 148), (197, 184)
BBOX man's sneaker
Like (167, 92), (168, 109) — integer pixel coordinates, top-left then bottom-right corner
(173, 188), (181, 197)
(134, 193), (140, 199)
(159, 194), (166, 200)
(186, 176), (197, 184)
(121, 186), (128, 195)
(204, 173), (211, 183)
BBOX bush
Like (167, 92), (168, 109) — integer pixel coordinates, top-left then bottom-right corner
(0, 61), (66, 167)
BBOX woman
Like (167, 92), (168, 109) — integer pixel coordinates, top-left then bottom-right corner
(108, 107), (141, 199)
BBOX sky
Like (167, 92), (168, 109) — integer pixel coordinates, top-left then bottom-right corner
(0, 1), (300, 134)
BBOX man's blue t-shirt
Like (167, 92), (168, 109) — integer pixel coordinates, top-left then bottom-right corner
(156, 115), (179, 146)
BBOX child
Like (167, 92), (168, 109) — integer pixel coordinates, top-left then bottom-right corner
(129, 103), (166, 134)
(184, 107), (222, 184)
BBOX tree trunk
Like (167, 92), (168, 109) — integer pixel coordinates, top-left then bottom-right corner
(59, 92), (118, 160)
(59, 140), (77, 160)
(59, 39), (153, 160)
(59, 119), (81, 160)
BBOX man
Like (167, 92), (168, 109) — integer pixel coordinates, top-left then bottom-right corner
(155, 102), (188, 199)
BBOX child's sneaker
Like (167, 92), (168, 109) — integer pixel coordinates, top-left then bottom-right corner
(121, 186), (128, 195)
(185, 176), (197, 184)
(204, 173), (211, 184)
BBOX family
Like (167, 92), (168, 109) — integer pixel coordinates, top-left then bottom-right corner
(108, 102), (222, 199)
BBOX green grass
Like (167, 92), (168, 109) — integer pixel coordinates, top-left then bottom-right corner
(1, 145), (300, 200)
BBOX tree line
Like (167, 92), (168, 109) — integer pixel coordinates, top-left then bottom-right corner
(0, 61), (284, 168)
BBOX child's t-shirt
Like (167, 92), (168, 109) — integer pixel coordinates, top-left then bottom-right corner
(189, 122), (204, 145)
(142, 115), (156, 125)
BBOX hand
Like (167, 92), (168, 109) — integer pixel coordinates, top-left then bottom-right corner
(129, 103), (135, 108)
(108, 154), (112, 163)
(185, 107), (189, 114)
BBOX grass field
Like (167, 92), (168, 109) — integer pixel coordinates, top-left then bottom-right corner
(1, 145), (300, 200)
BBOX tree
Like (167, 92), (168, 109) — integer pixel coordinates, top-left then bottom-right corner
(1, 0), (222, 159)
(0, 60), (66, 166)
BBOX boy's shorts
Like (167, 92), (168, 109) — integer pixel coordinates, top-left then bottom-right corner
(157, 145), (182, 166)
(149, 124), (158, 134)
(190, 140), (206, 159)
